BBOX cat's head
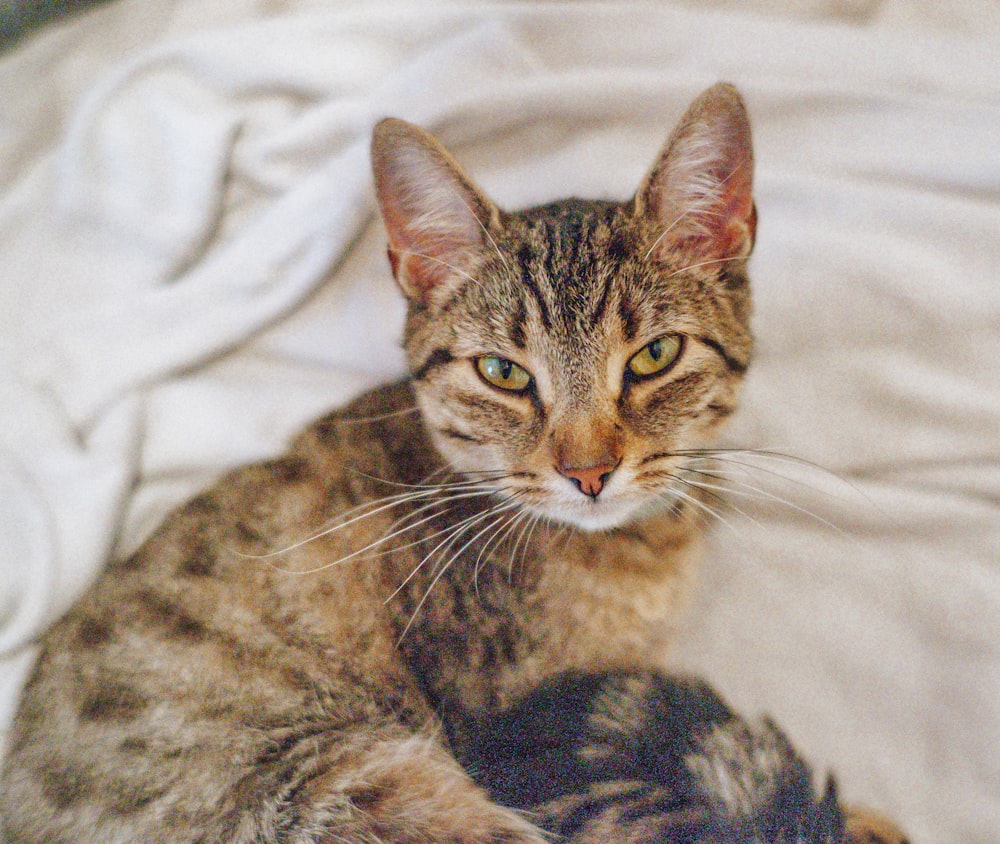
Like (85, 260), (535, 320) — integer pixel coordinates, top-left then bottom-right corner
(372, 84), (755, 532)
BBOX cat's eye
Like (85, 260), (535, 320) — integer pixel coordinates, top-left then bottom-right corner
(627, 336), (683, 379)
(475, 355), (532, 393)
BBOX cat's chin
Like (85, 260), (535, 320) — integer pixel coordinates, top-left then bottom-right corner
(532, 494), (673, 534)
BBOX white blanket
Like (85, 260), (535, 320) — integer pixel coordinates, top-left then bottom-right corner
(1, 2), (998, 840)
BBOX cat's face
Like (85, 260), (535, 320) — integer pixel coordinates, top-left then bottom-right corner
(373, 84), (755, 531)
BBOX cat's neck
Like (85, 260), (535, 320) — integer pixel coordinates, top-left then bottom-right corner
(389, 493), (705, 712)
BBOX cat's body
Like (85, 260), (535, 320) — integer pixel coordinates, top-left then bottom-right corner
(1, 85), (905, 843)
(2, 381), (701, 841)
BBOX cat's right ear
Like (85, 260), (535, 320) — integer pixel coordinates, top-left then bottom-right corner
(635, 83), (756, 268)
(371, 119), (498, 304)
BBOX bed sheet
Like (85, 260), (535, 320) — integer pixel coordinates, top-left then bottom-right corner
(1, 2), (998, 841)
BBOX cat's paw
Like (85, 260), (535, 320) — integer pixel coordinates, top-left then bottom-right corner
(308, 729), (551, 844)
(844, 805), (910, 844)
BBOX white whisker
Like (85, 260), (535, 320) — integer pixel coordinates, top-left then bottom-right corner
(384, 509), (491, 604)
(333, 405), (421, 425)
(343, 466), (505, 492)
(668, 255), (739, 277)
(658, 483), (738, 534)
(396, 500), (520, 642)
(510, 510), (545, 582)
(473, 509), (525, 596)
(230, 487), (444, 562)
(394, 249), (478, 284)
(682, 467), (846, 536)
(451, 188), (512, 274)
(674, 473), (767, 531)
(386, 496), (520, 605)
(258, 488), (502, 575)
(235, 465), (506, 569)
(681, 448), (872, 509)
(643, 209), (689, 262)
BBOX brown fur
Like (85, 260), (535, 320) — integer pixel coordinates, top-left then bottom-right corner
(1, 84), (903, 843)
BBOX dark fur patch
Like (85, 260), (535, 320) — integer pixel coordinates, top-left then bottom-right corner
(136, 589), (208, 641)
(40, 764), (96, 810)
(461, 670), (732, 814)
(348, 781), (395, 814)
(644, 372), (710, 417)
(460, 669), (855, 843)
(606, 231), (629, 263)
(75, 617), (114, 649)
(516, 245), (552, 330)
(412, 347), (455, 381)
(180, 552), (215, 577)
(698, 335), (748, 374)
(617, 294), (639, 341)
(439, 427), (483, 444)
(508, 296), (528, 348)
(590, 274), (613, 325)
(79, 682), (149, 723)
(313, 415), (342, 447)
(706, 401), (735, 417)
(235, 520), (265, 545)
(553, 791), (621, 837)
(451, 390), (524, 428)
(264, 456), (311, 484)
(114, 548), (146, 572)
(108, 781), (167, 814)
(180, 536), (217, 577)
(187, 493), (221, 517)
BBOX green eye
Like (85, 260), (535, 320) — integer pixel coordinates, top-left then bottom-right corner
(476, 355), (532, 392)
(627, 336), (682, 378)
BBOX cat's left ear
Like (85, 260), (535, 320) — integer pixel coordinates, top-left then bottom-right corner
(636, 83), (756, 266)
(371, 118), (499, 304)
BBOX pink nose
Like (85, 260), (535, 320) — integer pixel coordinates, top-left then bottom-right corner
(558, 463), (617, 499)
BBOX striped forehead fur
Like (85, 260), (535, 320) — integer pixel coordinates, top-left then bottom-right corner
(426, 199), (747, 363)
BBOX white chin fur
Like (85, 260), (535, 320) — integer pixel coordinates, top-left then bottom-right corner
(530, 490), (672, 533)
(554, 506), (641, 532)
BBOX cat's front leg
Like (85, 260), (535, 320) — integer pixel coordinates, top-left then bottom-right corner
(290, 727), (550, 844)
(4, 710), (548, 844)
(203, 723), (553, 844)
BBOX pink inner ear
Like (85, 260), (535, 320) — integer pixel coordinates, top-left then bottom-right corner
(377, 165), (489, 298)
(666, 142), (755, 262)
(704, 160), (755, 260)
(388, 237), (469, 297)
(382, 183), (484, 293)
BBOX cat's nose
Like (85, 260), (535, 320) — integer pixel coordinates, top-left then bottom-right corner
(558, 462), (617, 499)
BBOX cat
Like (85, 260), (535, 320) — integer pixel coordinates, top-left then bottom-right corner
(0, 83), (906, 844)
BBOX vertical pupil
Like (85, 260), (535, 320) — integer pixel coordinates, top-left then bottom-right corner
(499, 359), (512, 379)
(648, 339), (662, 361)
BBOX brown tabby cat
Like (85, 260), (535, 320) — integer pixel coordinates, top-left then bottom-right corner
(0, 84), (906, 844)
